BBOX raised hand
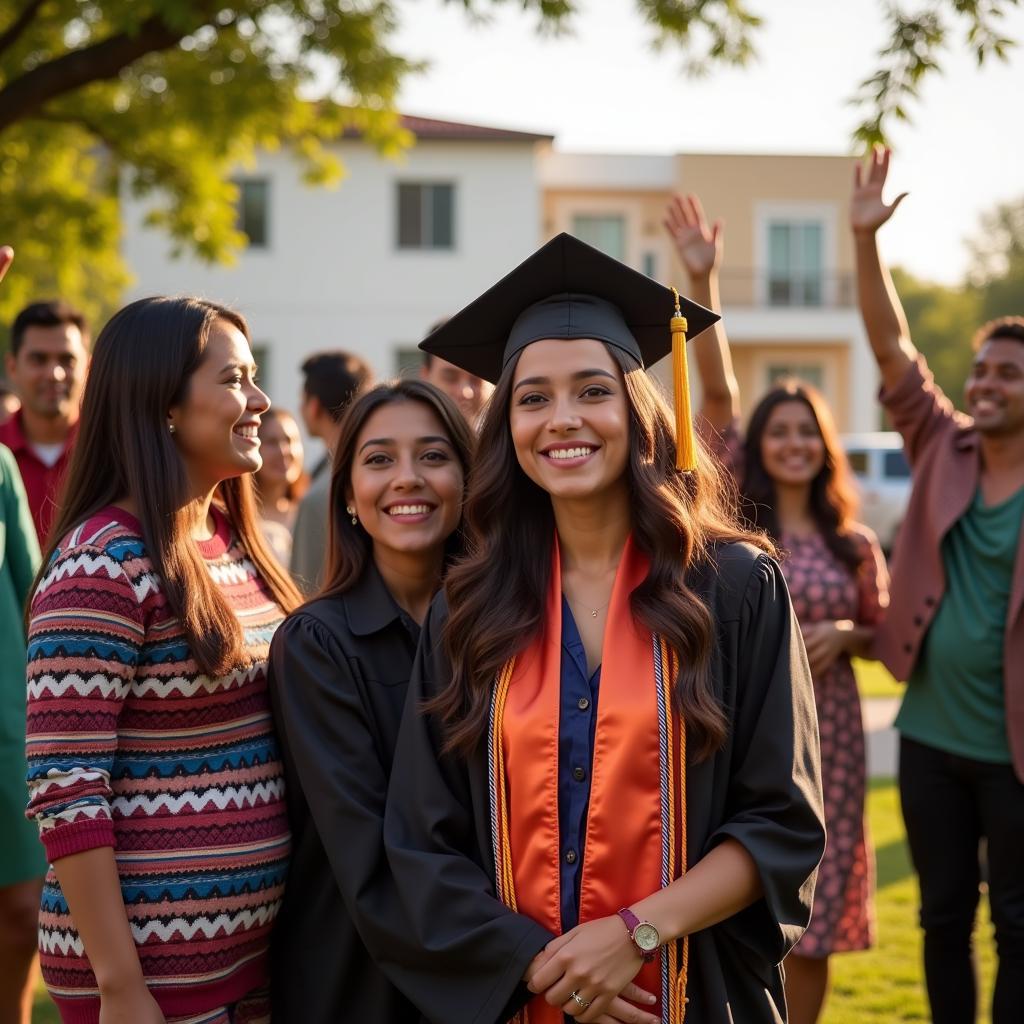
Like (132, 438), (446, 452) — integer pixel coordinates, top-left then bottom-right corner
(0, 245), (12, 284)
(850, 147), (908, 236)
(663, 193), (722, 280)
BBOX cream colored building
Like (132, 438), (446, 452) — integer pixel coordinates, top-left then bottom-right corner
(540, 150), (876, 431)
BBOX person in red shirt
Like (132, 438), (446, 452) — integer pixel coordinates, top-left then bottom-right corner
(1, 294), (89, 544)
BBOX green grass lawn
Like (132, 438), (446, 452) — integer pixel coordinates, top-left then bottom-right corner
(827, 779), (995, 1023)
(32, 780), (996, 1023)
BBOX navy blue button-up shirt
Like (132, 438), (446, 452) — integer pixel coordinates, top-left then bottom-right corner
(557, 597), (601, 932)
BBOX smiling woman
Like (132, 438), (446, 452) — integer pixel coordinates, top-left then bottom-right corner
(382, 234), (826, 1024)
(23, 296), (301, 1024)
(266, 379), (475, 1023)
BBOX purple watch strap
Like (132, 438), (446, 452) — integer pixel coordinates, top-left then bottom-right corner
(617, 907), (656, 962)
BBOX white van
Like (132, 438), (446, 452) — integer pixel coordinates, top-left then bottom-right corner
(841, 432), (911, 551)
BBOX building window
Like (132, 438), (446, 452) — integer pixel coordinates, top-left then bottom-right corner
(767, 221), (823, 306)
(235, 179), (269, 248)
(397, 183), (455, 250)
(572, 215), (626, 261)
(394, 345), (424, 376)
(766, 363), (824, 390)
(642, 252), (657, 278)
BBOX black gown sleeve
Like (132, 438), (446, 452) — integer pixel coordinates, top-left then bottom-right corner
(383, 596), (554, 1024)
(269, 614), (415, 960)
(707, 554), (826, 965)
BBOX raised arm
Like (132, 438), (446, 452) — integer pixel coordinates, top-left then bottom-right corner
(850, 148), (917, 391)
(664, 194), (740, 431)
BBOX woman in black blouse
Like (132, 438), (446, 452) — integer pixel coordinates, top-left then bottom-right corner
(267, 380), (473, 1022)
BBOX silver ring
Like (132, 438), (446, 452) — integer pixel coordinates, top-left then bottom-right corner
(570, 989), (592, 1010)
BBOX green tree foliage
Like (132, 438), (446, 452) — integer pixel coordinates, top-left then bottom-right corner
(967, 196), (1024, 323)
(851, 1), (1019, 148)
(890, 266), (980, 408)
(889, 193), (1024, 410)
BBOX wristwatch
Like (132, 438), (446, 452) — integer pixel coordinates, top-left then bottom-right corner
(617, 907), (660, 963)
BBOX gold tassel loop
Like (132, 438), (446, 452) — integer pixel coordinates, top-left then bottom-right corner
(670, 286), (697, 472)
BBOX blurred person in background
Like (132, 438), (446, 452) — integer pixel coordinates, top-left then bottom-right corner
(291, 350), (373, 592)
(851, 148), (1024, 1024)
(666, 195), (889, 1024)
(420, 317), (493, 426)
(255, 407), (307, 566)
(0, 442), (45, 1024)
(0, 380), (19, 425)
(1, 295), (89, 544)
(0, 245), (48, 1024)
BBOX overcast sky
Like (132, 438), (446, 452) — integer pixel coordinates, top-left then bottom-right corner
(381, 0), (1023, 285)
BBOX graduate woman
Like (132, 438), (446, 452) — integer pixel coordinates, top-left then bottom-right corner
(384, 235), (826, 1024)
(267, 380), (474, 1021)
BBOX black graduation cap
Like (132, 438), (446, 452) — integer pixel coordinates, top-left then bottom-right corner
(420, 232), (720, 470)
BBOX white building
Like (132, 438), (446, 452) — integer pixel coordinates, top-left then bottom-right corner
(121, 118), (877, 433)
(121, 115), (552, 417)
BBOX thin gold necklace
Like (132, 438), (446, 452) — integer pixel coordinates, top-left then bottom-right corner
(567, 595), (611, 619)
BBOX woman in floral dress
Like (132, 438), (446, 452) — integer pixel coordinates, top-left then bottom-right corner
(665, 194), (889, 1024)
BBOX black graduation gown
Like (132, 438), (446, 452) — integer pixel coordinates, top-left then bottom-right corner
(383, 543), (826, 1024)
(268, 565), (428, 1024)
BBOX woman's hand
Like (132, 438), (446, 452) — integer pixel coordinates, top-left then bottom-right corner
(801, 619), (854, 676)
(0, 245), (13, 284)
(98, 981), (166, 1024)
(663, 193), (722, 281)
(526, 915), (654, 1022)
(850, 147), (907, 237)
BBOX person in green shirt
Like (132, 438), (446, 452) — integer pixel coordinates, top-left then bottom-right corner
(851, 150), (1024, 1024)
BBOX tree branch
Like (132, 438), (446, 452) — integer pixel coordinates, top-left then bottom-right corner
(0, 10), (209, 134)
(0, 0), (45, 59)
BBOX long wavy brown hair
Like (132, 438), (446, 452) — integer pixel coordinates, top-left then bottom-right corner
(429, 343), (770, 761)
(740, 380), (861, 571)
(318, 380), (475, 600)
(33, 296), (302, 676)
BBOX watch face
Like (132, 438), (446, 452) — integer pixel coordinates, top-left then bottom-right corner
(634, 922), (660, 951)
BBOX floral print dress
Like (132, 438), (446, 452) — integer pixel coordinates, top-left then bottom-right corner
(783, 527), (888, 956)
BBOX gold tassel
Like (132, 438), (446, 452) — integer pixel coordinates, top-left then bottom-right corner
(670, 287), (697, 472)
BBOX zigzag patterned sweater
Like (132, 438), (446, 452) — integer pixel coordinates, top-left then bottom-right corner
(25, 507), (290, 1024)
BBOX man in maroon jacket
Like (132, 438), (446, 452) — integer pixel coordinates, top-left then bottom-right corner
(1, 296), (89, 544)
(852, 148), (1024, 1024)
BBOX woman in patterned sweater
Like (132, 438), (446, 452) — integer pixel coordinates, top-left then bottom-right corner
(25, 297), (301, 1024)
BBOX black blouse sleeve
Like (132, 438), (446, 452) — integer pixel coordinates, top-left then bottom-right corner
(383, 596), (553, 1024)
(707, 554), (826, 965)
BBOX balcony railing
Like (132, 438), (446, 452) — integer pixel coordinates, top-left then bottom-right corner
(714, 270), (856, 309)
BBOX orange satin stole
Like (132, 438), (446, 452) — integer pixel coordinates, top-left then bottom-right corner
(502, 536), (667, 1022)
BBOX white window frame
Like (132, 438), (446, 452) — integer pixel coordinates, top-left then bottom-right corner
(754, 201), (837, 308)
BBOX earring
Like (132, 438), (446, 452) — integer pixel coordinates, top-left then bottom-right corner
(168, 424), (176, 434)
(346, 505), (357, 526)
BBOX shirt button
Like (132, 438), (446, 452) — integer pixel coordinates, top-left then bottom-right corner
(577, 697), (590, 711)
(572, 766), (586, 782)
(903, 643), (913, 654)
(925, 596), (937, 607)
(913, 615), (923, 627)
(564, 848), (578, 865)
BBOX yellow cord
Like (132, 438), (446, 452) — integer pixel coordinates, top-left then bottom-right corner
(670, 287), (697, 472)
